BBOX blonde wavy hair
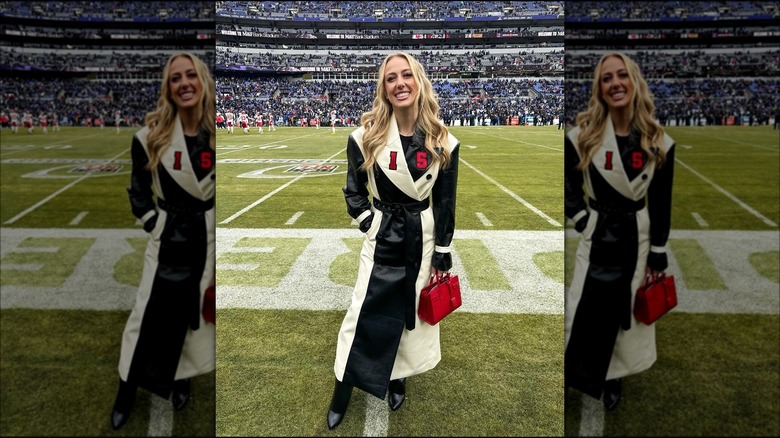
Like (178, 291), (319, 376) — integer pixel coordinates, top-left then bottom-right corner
(145, 52), (215, 171)
(360, 52), (451, 171)
(575, 52), (666, 170)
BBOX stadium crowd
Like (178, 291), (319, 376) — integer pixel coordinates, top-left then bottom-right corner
(566, 50), (779, 79)
(216, 0), (564, 19)
(566, 0), (773, 20)
(215, 77), (563, 127)
(0, 1), (213, 20)
(216, 49), (564, 75)
(1, 77), (159, 128)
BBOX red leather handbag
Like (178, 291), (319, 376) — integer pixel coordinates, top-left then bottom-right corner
(203, 281), (216, 325)
(418, 272), (462, 326)
(634, 272), (677, 325)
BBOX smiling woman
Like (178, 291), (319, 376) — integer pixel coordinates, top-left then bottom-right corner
(326, 52), (460, 430)
(564, 51), (676, 412)
(111, 52), (216, 431)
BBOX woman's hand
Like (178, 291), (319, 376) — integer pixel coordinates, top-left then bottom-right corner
(645, 267), (664, 283)
(431, 268), (447, 278)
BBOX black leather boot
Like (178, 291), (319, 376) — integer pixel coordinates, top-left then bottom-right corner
(111, 379), (137, 430)
(603, 378), (622, 411)
(172, 378), (191, 411)
(326, 378), (353, 430)
(388, 378), (406, 411)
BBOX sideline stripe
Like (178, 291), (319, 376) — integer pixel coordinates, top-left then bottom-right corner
(219, 148), (345, 224)
(147, 394), (173, 437)
(460, 158), (561, 227)
(676, 158), (777, 227)
(3, 148), (129, 225)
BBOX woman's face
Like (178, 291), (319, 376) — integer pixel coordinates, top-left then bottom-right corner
(383, 56), (418, 112)
(168, 56), (203, 112)
(599, 56), (634, 113)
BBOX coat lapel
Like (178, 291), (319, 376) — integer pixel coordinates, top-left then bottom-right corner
(159, 115), (215, 201)
(375, 114), (421, 200)
(591, 116), (654, 202)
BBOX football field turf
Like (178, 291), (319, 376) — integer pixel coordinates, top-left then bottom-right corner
(0, 126), (216, 436)
(564, 125), (779, 437)
(0, 125), (777, 436)
(213, 124), (566, 436)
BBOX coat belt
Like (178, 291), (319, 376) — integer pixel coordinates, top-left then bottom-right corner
(588, 197), (644, 216)
(159, 197), (214, 214)
(373, 198), (430, 330)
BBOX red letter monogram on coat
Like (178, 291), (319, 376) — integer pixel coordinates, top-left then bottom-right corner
(389, 151), (398, 170)
(416, 151), (428, 169)
(173, 151), (182, 170)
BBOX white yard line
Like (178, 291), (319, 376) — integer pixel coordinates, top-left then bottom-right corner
(216, 131), (323, 156)
(69, 211), (88, 225)
(4, 149), (129, 225)
(362, 393), (390, 437)
(471, 130), (564, 151)
(676, 158), (777, 227)
(216, 263), (260, 270)
(460, 158), (561, 227)
(476, 212), (494, 226)
(691, 212), (709, 227)
(0, 146), (37, 157)
(285, 211), (304, 225)
(577, 393), (605, 437)
(219, 148), (346, 224)
(683, 129), (779, 152)
(0, 131), (106, 157)
(147, 394), (173, 437)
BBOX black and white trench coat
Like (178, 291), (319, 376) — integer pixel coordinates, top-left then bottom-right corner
(120, 116), (216, 398)
(335, 115), (459, 399)
(564, 116), (675, 399)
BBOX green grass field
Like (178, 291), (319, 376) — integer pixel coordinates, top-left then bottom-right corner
(0, 126), (215, 436)
(1, 124), (778, 437)
(213, 124), (566, 436)
(563, 125), (780, 437)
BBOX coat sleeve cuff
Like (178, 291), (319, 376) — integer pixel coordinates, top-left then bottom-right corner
(647, 251), (668, 271)
(358, 213), (374, 233)
(356, 209), (372, 224)
(142, 213), (158, 233)
(140, 209), (157, 224)
(574, 214), (590, 233)
(434, 245), (452, 253)
(571, 209), (587, 224)
(432, 251), (452, 272)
